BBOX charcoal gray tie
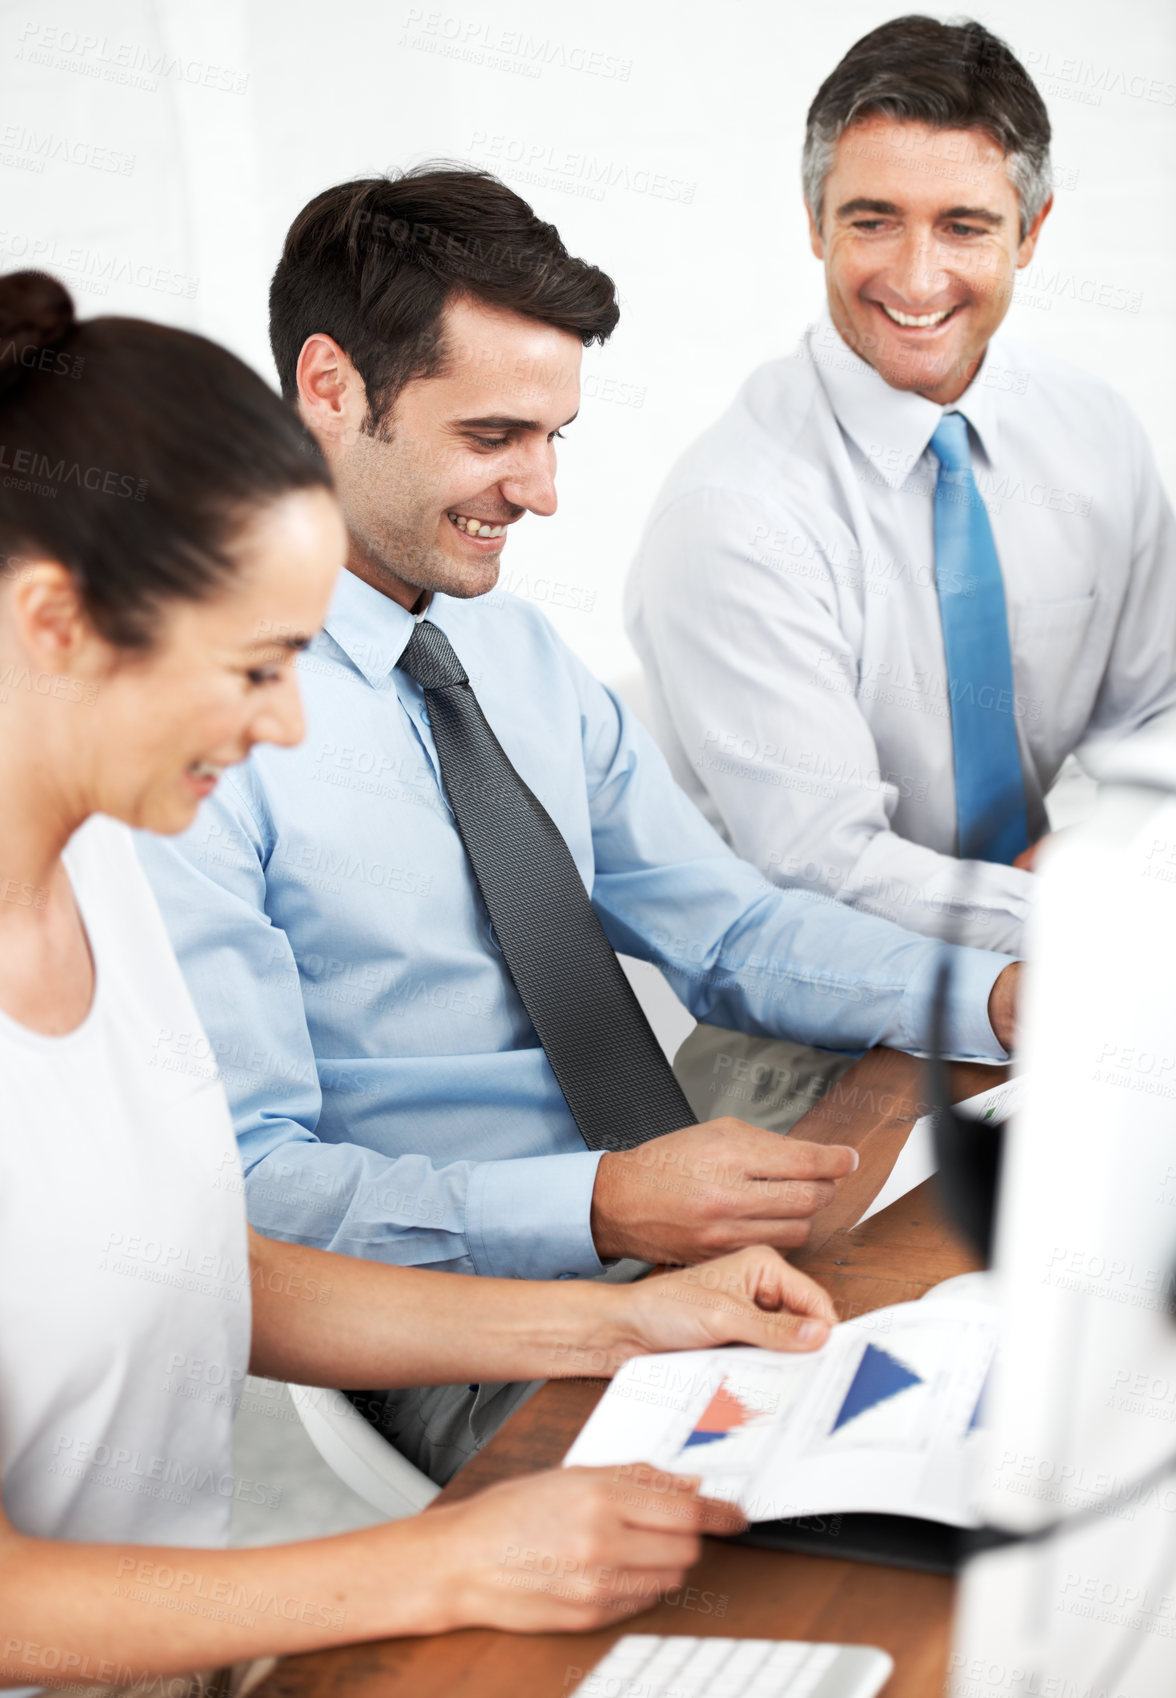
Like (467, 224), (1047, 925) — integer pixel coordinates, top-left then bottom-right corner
(399, 617), (696, 1152)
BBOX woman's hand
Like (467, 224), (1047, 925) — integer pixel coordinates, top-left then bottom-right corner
(557, 1246), (838, 1379)
(415, 1464), (745, 1634)
(249, 1238), (836, 1402)
(0, 1462), (741, 1671)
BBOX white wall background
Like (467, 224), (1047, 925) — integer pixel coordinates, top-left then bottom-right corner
(2, 0), (1173, 687)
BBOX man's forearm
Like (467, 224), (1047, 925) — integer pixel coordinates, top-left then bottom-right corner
(244, 1137), (605, 1281)
(242, 1137), (476, 1270)
(661, 899), (1014, 1064)
(819, 825), (1032, 956)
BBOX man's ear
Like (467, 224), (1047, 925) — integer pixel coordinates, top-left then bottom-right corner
(295, 334), (369, 443)
(1016, 193), (1053, 268)
(805, 200), (825, 262)
(8, 560), (91, 668)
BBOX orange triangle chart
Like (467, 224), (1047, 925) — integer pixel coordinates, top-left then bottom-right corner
(683, 1380), (758, 1448)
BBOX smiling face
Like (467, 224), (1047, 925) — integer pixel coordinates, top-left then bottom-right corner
(808, 115), (1051, 405)
(298, 295), (583, 610)
(0, 487), (347, 840)
(97, 488), (345, 833)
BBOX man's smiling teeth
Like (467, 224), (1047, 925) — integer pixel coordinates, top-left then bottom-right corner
(447, 512), (507, 538)
(880, 304), (955, 328)
(189, 761), (225, 780)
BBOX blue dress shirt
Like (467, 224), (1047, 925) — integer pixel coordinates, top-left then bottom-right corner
(137, 569), (1012, 1280)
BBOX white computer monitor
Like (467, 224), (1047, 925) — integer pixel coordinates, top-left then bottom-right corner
(951, 714), (1176, 1698)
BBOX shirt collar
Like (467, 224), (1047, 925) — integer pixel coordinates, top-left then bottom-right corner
(807, 303), (1002, 487)
(321, 567), (418, 686)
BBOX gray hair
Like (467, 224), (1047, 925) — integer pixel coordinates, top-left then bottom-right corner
(803, 18), (1053, 242)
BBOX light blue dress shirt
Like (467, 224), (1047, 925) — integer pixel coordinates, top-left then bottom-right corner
(138, 569), (1012, 1280)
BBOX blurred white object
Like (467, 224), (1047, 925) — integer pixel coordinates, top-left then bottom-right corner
(951, 708), (1176, 1698)
(288, 1385), (440, 1519)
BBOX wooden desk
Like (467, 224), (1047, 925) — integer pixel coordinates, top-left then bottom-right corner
(259, 1049), (997, 1698)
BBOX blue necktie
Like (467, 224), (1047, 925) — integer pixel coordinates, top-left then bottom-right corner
(930, 412), (1028, 865)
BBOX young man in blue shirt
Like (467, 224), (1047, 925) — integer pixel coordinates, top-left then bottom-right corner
(140, 167), (1018, 1480)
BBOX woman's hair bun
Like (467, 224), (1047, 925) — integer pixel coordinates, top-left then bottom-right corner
(0, 271), (76, 394)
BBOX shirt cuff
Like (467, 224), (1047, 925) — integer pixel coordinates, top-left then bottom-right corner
(465, 1150), (606, 1280)
(900, 943), (1017, 1062)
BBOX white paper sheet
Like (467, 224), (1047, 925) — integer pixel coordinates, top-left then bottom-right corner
(565, 1297), (998, 1527)
(854, 1075), (1024, 1227)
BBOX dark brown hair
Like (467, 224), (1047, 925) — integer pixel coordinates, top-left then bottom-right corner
(0, 271), (331, 648)
(269, 165), (620, 428)
(804, 17), (1052, 238)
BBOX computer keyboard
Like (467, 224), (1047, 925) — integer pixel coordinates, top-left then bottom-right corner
(567, 1634), (893, 1698)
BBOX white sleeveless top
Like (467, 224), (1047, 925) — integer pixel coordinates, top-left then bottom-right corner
(0, 815), (250, 1554)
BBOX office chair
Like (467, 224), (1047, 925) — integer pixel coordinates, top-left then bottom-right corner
(288, 1384), (440, 1519)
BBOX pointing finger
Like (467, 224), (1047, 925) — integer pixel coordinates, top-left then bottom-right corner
(746, 1137), (860, 1183)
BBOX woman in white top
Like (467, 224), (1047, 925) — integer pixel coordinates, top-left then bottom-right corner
(0, 272), (837, 1695)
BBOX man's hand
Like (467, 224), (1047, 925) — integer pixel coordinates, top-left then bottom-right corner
(987, 960), (1021, 1052)
(1013, 830), (1066, 872)
(590, 1118), (858, 1265)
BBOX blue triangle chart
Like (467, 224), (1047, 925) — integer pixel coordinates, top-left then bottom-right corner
(831, 1343), (923, 1433)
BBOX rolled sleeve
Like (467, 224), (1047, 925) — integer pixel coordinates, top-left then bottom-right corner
(466, 1149), (605, 1280)
(898, 942), (1016, 1062)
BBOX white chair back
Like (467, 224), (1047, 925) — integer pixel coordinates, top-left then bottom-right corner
(288, 1385), (440, 1519)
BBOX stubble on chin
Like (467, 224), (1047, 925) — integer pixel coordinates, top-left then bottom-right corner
(434, 543), (503, 601)
(359, 522), (504, 606)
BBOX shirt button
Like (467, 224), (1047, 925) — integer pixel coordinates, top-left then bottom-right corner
(419, 705), (431, 726)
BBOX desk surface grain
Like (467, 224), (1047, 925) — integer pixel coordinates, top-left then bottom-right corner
(257, 1049), (995, 1698)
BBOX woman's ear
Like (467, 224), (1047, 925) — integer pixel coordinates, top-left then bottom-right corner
(7, 559), (93, 669)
